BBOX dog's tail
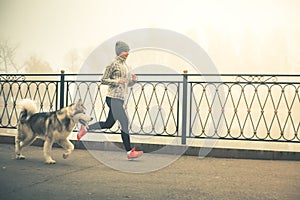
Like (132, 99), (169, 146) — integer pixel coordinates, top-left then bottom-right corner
(18, 99), (38, 123)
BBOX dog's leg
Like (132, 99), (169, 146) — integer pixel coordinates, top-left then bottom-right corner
(15, 137), (25, 160)
(57, 139), (74, 159)
(15, 132), (36, 160)
(43, 137), (56, 164)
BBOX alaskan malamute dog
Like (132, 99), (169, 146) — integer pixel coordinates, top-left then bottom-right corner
(15, 99), (93, 164)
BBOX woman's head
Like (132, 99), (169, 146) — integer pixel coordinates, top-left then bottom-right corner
(115, 41), (130, 58)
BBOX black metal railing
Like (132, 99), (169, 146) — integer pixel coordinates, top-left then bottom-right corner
(189, 74), (300, 143)
(1, 72), (299, 143)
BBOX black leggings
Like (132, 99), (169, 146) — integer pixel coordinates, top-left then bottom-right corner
(89, 97), (131, 151)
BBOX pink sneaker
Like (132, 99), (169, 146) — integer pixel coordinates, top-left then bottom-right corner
(77, 125), (87, 140)
(127, 147), (143, 160)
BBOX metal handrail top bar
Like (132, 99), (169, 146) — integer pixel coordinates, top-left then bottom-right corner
(2, 73), (300, 76)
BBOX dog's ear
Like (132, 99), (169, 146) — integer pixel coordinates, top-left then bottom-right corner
(76, 99), (86, 109)
(70, 103), (75, 106)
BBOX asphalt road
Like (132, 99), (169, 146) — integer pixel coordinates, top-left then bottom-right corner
(0, 143), (299, 200)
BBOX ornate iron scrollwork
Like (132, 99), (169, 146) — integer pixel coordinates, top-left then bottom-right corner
(236, 75), (278, 83)
(0, 75), (25, 81)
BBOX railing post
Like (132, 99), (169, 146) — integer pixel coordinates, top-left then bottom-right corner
(60, 70), (65, 109)
(181, 70), (188, 144)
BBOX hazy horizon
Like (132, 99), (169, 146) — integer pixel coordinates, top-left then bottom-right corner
(1, 0), (299, 74)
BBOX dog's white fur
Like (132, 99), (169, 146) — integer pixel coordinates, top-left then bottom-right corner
(19, 99), (38, 115)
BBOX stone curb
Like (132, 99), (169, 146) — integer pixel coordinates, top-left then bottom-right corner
(1, 135), (300, 161)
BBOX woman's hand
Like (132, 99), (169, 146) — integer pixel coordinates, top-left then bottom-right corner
(131, 74), (137, 82)
(118, 74), (137, 84)
(118, 78), (128, 84)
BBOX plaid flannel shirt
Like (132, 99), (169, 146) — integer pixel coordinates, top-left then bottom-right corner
(101, 56), (135, 100)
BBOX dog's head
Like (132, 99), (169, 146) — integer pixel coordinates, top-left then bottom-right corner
(70, 99), (93, 126)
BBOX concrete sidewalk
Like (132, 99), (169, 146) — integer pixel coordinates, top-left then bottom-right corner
(1, 128), (300, 160)
(0, 143), (300, 200)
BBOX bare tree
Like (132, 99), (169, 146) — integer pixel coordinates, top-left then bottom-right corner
(64, 48), (80, 73)
(0, 40), (23, 73)
(24, 55), (54, 73)
(64, 46), (95, 73)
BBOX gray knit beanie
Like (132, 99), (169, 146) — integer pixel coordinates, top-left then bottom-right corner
(115, 41), (130, 56)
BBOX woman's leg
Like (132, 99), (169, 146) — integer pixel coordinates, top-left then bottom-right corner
(110, 99), (143, 158)
(86, 97), (132, 152)
(110, 98), (132, 152)
(88, 97), (116, 130)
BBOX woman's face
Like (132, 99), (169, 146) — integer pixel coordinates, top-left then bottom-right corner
(119, 51), (129, 59)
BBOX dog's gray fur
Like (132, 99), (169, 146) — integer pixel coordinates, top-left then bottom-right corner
(15, 99), (92, 164)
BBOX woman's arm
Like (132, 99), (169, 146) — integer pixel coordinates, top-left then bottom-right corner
(128, 74), (137, 87)
(101, 65), (119, 86)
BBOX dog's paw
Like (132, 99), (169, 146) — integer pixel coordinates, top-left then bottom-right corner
(16, 155), (26, 160)
(62, 153), (69, 159)
(45, 159), (56, 164)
